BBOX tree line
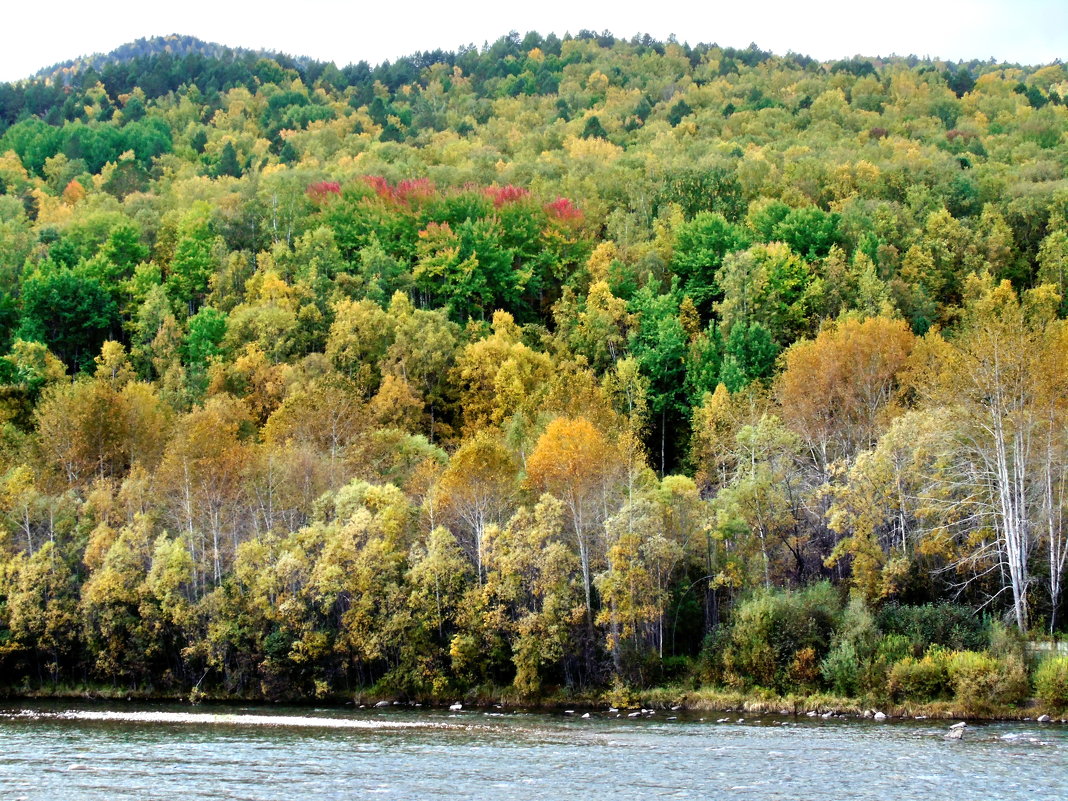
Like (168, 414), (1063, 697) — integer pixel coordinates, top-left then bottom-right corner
(0, 32), (1066, 702)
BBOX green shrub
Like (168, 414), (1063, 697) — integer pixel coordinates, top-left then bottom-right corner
(877, 603), (988, 653)
(876, 633), (913, 665)
(720, 582), (843, 693)
(696, 628), (728, 685)
(987, 620), (1027, 660)
(1034, 657), (1068, 712)
(820, 596), (887, 698)
(887, 648), (951, 701)
(821, 640), (861, 697)
(947, 650), (1028, 714)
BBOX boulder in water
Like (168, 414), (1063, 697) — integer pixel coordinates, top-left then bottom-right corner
(874, 711), (887, 721)
(375, 701), (390, 708)
(1037, 714), (1051, 723)
(449, 703), (463, 712)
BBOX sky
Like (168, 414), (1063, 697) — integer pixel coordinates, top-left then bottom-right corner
(2, 0), (1066, 82)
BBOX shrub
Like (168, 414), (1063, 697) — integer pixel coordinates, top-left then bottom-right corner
(1034, 657), (1068, 712)
(987, 620), (1027, 660)
(947, 650), (1028, 714)
(820, 596), (884, 698)
(821, 640), (861, 696)
(789, 646), (821, 691)
(887, 649), (951, 701)
(696, 627), (729, 685)
(876, 634), (912, 665)
(720, 582), (842, 693)
(877, 603), (988, 653)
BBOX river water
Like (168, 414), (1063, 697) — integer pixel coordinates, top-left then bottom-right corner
(1, 702), (1064, 800)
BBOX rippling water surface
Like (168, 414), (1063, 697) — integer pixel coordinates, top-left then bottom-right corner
(1, 702), (1065, 800)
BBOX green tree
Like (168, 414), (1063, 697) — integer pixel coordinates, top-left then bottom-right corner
(17, 268), (119, 372)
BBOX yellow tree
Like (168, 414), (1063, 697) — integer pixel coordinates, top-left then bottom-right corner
(34, 343), (170, 487)
(526, 416), (620, 628)
(263, 377), (369, 485)
(453, 311), (552, 435)
(777, 315), (915, 476)
(905, 277), (1063, 630)
(435, 431), (519, 582)
(155, 395), (252, 593)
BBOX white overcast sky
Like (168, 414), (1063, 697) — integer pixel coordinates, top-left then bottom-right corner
(3, 0), (1065, 82)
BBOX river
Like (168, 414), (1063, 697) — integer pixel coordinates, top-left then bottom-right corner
(1, 702), (1064, 800)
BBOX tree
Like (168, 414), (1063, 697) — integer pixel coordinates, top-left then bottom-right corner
(403, 526), (472, 692)
(34, 349), (169, 486)
(215, 141), (242, 178)
(166, 205), (222, 314)
(155, 395), (252, 593)
(671, 212), (751, 309)
(17, 268), (119, 372)
(714, 415), (806, 588)
(717, 243), (816, 348)
(453, 311), (552, 436)
(527, 416), (620, 630)
(628, 283), (688, 474)
(325, 297), (396, 393)
(381, 294), (459, 440)
(719, 320), (778, 392)
(581, 115), (608, 140)
(777, 315), (915, 475)
(435, 431), (518, 582)
(772, 206), (841, 260)
(905, 278), (1063, 630)
(4, 541), (78, 681)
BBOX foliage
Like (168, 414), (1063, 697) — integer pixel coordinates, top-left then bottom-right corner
(0, 31), (1065, 702)
(946, 650), (1029, 714)
(887, 650), (952, 702)
(1034, 657), (1068, 712)
(720, 583), (841, 693)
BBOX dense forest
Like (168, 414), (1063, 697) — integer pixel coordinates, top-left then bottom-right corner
(0, 31), (1067, 709)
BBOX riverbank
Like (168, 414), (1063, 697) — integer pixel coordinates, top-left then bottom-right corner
(4, 682), (1065, 724)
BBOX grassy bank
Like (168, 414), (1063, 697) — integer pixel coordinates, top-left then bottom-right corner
(4, 681), (1066, 724)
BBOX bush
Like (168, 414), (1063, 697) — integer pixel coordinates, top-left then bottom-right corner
(987, 620), (1029, 664)
(696, 627), (729, 685)
(821, 641), (861, 697)
(887, 649), (951, 701)
(947, 650), (1028, 714)
(876, 633), (912, 665)
(877, 603), (988, 654)
(1034, 657), (1068, 712)
(820, 596), (886, 698)
(720, 582), (842, 693)
(789, 646), (821, 691)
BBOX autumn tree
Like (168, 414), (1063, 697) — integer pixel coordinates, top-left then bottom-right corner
(435, 431), (518, 582)
(527, 416), (620, 630)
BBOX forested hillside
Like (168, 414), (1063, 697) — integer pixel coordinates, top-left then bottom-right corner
(0, 31), (1067, 705)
